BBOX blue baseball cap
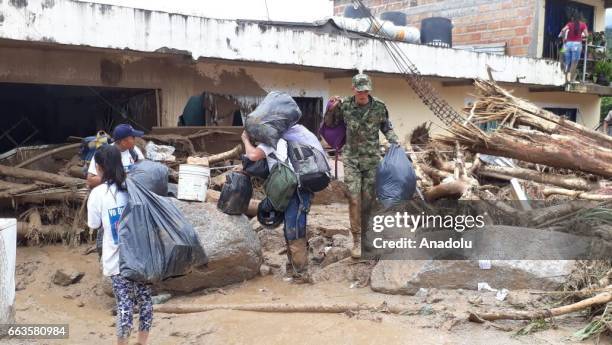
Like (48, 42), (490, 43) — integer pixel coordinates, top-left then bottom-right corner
(112, 124), (144, 141)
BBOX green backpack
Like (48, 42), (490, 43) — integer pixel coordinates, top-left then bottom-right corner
(263, 159), (297, 212)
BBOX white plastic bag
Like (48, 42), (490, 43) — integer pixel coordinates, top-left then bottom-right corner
(145, 141), (176, 162)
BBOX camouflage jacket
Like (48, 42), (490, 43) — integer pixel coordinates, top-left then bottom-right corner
(324, 95), (399, 168)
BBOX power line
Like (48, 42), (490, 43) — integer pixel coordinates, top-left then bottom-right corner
(264, 0), (271, 21)
(351, 0), (465, 128)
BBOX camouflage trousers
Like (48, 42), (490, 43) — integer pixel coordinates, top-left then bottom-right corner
(343, 159), (376, 207)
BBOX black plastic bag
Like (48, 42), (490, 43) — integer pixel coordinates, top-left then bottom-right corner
(257, 197), (284, 228)
(217, 172), (253, 215)
(241, 154), (269, 179)
(375, 144), (417, 207)
(129, 160), (169, 196)
(245, 92), (302, 148)
(118, 178), (208, 283)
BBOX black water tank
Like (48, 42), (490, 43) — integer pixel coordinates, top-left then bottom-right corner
(380, 11), (407, 26)
(344, 4), (371, 19)
(421, 17), (453, 48)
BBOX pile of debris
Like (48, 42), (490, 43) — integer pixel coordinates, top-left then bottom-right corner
(409, 79), (612, 204)
(0, 128), (249, 246)
(403, 79), (612, 340)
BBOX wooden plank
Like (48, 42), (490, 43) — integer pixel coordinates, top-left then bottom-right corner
(509, 178), (532, 211)
(151, 126), (243, 136)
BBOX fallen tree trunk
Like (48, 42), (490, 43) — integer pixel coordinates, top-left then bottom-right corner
(12, 189), (88, 205)
(155, 302), (412, 315)
(0, 184), (48, 200)
(421, 165), (452, 182)
(206, 189), (258, 217)
(438, 127), (612, 178)
(0, 165), (85, 187)
(477, 165), (599, 191)
(543, 187), (612, 201)
(472, 79), (612, 150)
(469, 289), (612, 322)
(528, 201), (595, 226)
(16, 222), (70, 244)
(423, 180), (469, 202)
(67, 166), (85, 179)
(208, 145), (243, 165)
(15, 143), (81, 168)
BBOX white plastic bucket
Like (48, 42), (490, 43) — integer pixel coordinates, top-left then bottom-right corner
(177, 164), (210, 202)
(0, 218), (16, 324)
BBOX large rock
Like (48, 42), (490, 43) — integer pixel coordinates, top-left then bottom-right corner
(370, 260), (576, 295)
(52, 269), (84, 286)
(159, 201), (262, 293)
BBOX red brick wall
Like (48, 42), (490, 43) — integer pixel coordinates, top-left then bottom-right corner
(334, 0), (537, 57)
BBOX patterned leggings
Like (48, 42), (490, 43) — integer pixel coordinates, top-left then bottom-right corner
(110, 275), (153, 339)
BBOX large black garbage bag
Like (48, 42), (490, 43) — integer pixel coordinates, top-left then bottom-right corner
(245, 91), (302, 148)
(128, 160), (169, 196)
(118, 178), (208, 283)
(217, 172), (253, 215)
(375, 144), (417, 207)
(241, 154), (269, 179)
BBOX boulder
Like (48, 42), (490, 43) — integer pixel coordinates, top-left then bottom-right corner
(52, 269), (84, 286)
(159, 201), (262, 293)
(370, 260), (576, 295)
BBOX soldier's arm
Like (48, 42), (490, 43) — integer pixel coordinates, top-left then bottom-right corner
(380, 107), (399, 145)
(323, 96), (344, 127)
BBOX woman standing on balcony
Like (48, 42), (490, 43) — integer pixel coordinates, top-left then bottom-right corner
(559, 14), (589, 83)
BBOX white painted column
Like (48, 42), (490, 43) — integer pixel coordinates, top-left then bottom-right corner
(0, 219), (16, 324)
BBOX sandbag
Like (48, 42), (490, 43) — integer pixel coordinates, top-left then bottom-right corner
(245, 92), (302, 148)
(375, 144), (417, 207)
(129, 160), (169, 196)
(241, 154), (269, 179)
(217, 172), (253, 215)
(118, 178), (208, 283)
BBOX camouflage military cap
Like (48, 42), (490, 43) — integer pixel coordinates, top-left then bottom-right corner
(352, 73), (372, 92)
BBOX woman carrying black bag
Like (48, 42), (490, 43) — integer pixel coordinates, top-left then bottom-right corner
(87, 145), (153, 345)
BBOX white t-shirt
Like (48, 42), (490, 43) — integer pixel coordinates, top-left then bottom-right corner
(87, 183), (129, 277)
(87, 145), (145, 176)
(257, 124), (325, 171)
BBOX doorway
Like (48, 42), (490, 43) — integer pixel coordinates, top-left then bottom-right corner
(543, 0), (594, 60)
(0, 82), (159, 153)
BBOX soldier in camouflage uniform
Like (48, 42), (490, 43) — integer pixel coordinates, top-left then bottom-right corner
(324, 73), (399, 258)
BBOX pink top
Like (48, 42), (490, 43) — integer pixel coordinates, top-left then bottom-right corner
(565, 22), (588, 42)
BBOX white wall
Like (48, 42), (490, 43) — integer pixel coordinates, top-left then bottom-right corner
(76, 0), (334, 22)
(0, 0), (567, 86)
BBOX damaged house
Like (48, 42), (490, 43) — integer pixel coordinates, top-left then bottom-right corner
(0, 0), (610, 154)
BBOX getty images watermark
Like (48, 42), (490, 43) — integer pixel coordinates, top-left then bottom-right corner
(361, 201), (612, 260)
(371, 212), (486, 249)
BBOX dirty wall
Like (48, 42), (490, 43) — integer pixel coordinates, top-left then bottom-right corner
(0, 44), (329, 127)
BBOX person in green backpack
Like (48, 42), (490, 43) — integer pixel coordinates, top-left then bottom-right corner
(242, 124), (325, 279)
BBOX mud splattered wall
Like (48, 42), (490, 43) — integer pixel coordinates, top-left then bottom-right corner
(0, 44), (330, 127)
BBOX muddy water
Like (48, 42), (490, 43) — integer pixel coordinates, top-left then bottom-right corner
(10, 246), (606, 345)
